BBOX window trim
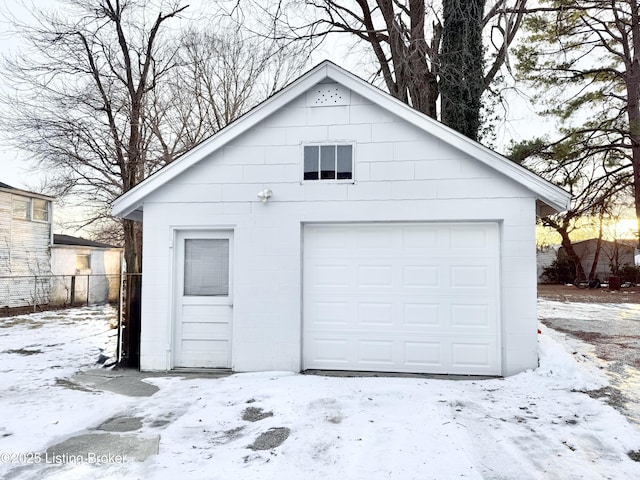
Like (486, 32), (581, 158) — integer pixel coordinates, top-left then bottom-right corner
(11, 195), (51, 223)
(301, 142), (355, 183)
(75, 253), (91, 272)
(12, 196), (30, 220)
(32, 199), (50, 223)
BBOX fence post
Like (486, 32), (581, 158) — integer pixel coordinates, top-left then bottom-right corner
(86, 275), (90, 306)
(33, 275), (37, 312)
(116, 272), (124, 364)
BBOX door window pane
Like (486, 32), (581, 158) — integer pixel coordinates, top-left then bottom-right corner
(184, 239), (229, 296)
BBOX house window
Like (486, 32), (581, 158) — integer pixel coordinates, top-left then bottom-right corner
(76, 254), (91, 271)
(12, 196), (51, 222)
(32, 199), (49, 222)
(304, 144), (353, 181)
(12, 197), (30, 220)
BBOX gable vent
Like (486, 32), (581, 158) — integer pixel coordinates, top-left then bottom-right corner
(307, 84), (349, 106)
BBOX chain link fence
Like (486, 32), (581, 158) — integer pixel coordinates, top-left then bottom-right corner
(0, 273), (143, 365)
(0, 274), (124, 314)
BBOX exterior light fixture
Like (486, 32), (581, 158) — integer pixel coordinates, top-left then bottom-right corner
(257, 189), (273, 203)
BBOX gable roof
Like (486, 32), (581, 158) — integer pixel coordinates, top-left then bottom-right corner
(112, 60), (571, 220)
(0, 181), (55, 201)
(53, 234), (121, 249)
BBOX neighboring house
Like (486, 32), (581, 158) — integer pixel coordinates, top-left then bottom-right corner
(559, 238), (636, 280)
(0, 181), (54, 308)
(50, 234), (123, 306)
(536, 245), (560, 283)
(113, 61), (571, 376)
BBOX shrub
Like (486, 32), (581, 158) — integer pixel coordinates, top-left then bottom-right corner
(617, 264), (640, 285)
(541, 257), (576, 284)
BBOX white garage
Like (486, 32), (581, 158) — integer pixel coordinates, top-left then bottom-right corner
(112, 60), (571, 375)
(303, 223), (501, 375)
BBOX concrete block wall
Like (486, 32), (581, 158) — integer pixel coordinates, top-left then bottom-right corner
(139, 83), (538, 375)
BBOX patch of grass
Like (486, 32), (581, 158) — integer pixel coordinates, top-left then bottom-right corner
(628, 450), (640, 462)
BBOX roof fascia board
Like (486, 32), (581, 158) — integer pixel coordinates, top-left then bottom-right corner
(113, 60), (570, 217)
(321, 64), (571, 211)
(112, 64), (332, 218)
(0, 186), (55, 201)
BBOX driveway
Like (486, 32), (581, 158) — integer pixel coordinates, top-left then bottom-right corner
(538, 298), (640, 426)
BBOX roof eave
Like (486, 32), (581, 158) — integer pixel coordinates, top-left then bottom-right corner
(111, 60), (572, 218)
(112, 63), (335, 218)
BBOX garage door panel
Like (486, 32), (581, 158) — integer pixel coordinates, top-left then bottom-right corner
(357, 265), (394, 287)
(307, 296), (496, 332)
(359, 340), (395, 364)
(451, 304), (491, 328)
(402, 265), (440, 288)
(306, 335), (498, 374)
(404, 341), (442, 366)
(451, 341), (497, 369)
(403, 303), (441, 327)
(357, 227), (395, 249)
(313, 301), (351, 325)
(402, 226), (439, 249)
(358, 302), (394, 326)
(311, 338), (351, 364)
(304, 223), (500, 375)
(313, 265), (350, 286)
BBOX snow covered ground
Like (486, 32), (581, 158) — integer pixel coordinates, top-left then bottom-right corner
(1, 303), (639, 479)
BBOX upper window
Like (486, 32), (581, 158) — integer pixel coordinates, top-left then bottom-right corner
(32, 199), (49, 222)
(12, 197), (30, 220)
(12, 196), (51, 222)
(304, 144), (353, 181)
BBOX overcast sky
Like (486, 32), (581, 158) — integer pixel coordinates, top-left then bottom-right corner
(0, 0), (553, 194)
(1, 0), (36, 190)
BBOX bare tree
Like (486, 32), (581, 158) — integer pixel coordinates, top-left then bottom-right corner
(516, 0), (640, 247)
(153, 24), (308, 156)
(1, 0), (190, 275)
(0, 0), (307, 364)
(510, 134), (632, 282)
(233, 0), (528, 140)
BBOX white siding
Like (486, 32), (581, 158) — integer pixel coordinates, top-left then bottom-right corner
(50, 246), (122, 305)
(0, 191), (52, 308)
(139, 86), (539, 376)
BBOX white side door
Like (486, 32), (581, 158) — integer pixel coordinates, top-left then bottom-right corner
(173, 230), (233, 369)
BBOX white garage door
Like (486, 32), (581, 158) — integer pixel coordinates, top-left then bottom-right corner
(303, 223), (501, 375)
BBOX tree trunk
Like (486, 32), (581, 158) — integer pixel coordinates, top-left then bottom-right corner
(440, 0), (486, 140)
(588, 206), (605, 281)
(589, 238), (603, 282)
(559, 229), (587, 282)
(627, 0), (640, 248)
(121, 219), (142, 367)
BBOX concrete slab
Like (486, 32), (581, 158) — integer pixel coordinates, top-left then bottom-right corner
(72, 370), (160, 397)
(46, 432), (160, 463)
(72, 368), (231, 397)
(96, 416), (143, 432)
